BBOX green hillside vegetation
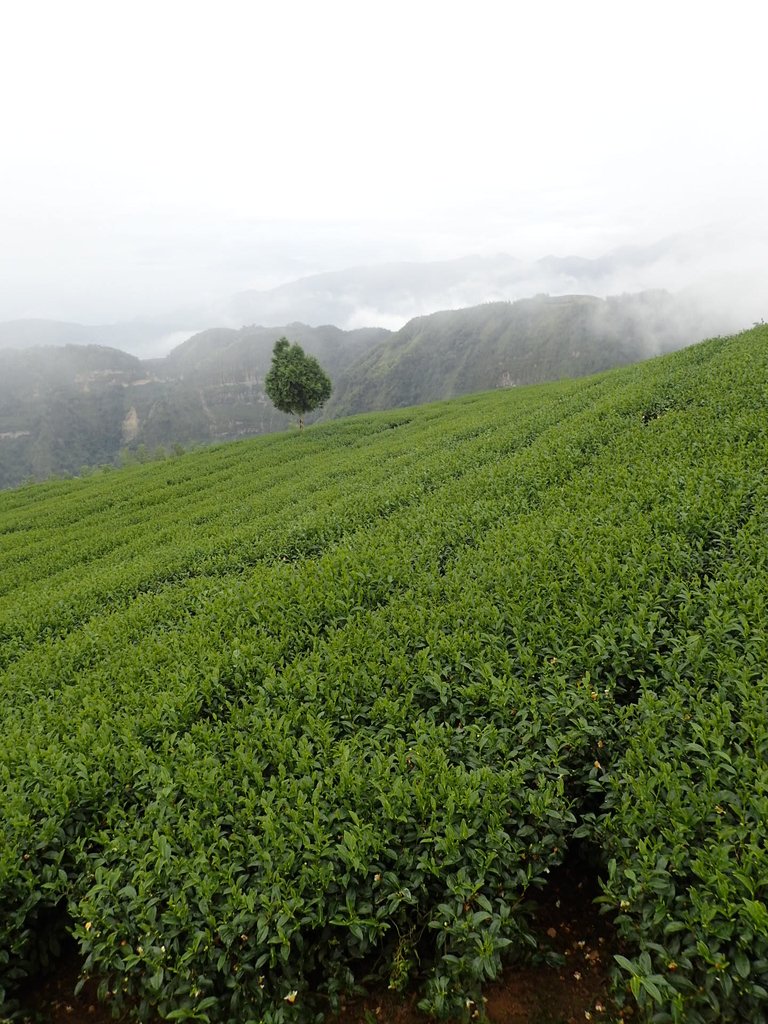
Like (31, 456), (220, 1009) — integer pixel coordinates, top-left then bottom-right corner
(0, 326), (388, 489)
(0, 292), (711, 490)
(324, 292), (698, 417)
(156, 323), (388, 381)
(1, 326), (767, 1023)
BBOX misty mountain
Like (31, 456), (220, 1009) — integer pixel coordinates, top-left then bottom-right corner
(0, 345), (147, 485)
(1, 233), (758, 360)
(323, 290), (717, 417)
(0, 288), (735, 489)
(0, 325), (386, 488)
(154, 322), (388, 380)
(219, 233), (749, 332)
(222, 255), (528, 329)
(0, 319), (191, 359)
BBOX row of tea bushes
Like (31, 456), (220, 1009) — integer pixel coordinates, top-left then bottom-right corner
(1, 325), (767, 1021)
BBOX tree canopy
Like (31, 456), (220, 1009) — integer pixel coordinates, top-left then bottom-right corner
(264, 337), (332, 429)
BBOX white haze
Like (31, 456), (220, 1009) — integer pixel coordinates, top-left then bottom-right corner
(144, 331), (202, 359)
(0, 0), (766, 342)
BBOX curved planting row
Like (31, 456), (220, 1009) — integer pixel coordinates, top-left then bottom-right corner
(1, 326), (767, 1022)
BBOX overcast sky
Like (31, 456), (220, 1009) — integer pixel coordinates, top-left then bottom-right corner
(1, 0), (766, 323)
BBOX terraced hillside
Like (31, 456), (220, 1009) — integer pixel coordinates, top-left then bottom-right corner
(1, 326), (767, 1023)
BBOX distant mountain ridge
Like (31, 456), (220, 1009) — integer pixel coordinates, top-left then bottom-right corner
(155, 322), (389, 379)
(0, 231), (752, 356)
(0, 323), (388, 488)
(323, 290), (718, 417)
(0, 319), (187, 358)
(221, 233), (736, 331)
(0, 289), (734, 488)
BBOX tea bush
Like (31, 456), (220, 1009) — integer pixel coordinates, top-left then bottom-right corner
(1, 325), (767, 1021)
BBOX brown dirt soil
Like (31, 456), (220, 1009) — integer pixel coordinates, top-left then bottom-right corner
(7, 861), (630, 1024)
(7, 957), (136, 1024)
(328, 861), (628, 1024)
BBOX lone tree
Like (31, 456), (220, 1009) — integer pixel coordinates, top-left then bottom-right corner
(264, 337), (332, 430)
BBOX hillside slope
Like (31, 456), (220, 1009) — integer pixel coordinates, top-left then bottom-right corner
(0, 324), (388, 489)
(0, 345), (148, 486)
(325, 291), (713, 417)
(0, 292), (712, 489)
(152, 321), (388, 380)
(1, 325), (767, 1022)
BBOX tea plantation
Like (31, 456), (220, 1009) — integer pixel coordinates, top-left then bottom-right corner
(1, 326), (766, 1023)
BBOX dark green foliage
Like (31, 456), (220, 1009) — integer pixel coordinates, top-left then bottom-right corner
(0, 326), (767, 1022)
(264, 337), (332, 428)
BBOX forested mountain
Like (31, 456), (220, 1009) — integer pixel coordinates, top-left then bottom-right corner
(221, 233), (740, 330)
(2, 232), (751, 353)
(0, 325), (388, 488)
(0, 291), (723, 488)
(0, 346), (146, 486)
(152, 322), (388, 380)
(324, 291), (717, 416)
